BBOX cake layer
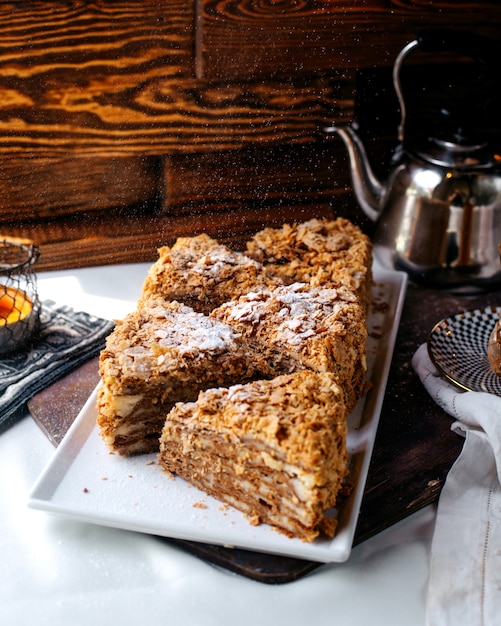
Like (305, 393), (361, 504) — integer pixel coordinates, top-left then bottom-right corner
(97, 386), (168, 455)
(99, 299), (258, 394)
(158, 371), (348, 542)
(210, 282), (367, 412)
(97, 299), (261, 455)
(140, 233), (282, 314)
(246, 217), (373, 313)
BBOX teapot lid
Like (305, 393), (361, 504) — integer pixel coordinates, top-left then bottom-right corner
(411, 134), (501, 170)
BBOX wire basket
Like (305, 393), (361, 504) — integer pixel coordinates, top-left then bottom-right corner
(0, 237), (41, 355)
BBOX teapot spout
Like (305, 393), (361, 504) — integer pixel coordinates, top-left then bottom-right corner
(326, 124), (385, 222)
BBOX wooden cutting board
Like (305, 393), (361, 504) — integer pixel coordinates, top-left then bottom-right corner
(28, 282), (497, 583)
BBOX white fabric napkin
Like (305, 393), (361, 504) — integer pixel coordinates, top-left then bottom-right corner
(412, 343), (501, 626)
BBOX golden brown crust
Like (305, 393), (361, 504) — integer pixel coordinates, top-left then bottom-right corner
(99, 299), (258, 393)
(210, 283), (367, 412)
(140, 233), (282, 314)
(158, 371), (348, 542)
(246, 217), (373, 313)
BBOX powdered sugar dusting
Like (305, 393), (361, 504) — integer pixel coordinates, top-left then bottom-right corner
(150, 307), (239, 355)
(219, 284), (347, 345)
(190, 247), (260, 277)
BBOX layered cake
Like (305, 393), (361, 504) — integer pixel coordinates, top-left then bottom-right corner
(97, 217), (373, 540)
(246, 217), (373, 314)
(97, 299), (261, 455)
(140, 233), (282, 314)
(158, 371), (348, 542)
(210, 282), (367, 412)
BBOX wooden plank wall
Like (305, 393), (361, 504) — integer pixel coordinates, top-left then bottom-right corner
(195, 0), (501, 80)
(1, 1), (499, 270)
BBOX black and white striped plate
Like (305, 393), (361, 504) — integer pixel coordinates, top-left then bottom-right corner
(428, 306), (501, 395)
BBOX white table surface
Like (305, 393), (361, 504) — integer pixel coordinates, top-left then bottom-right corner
(0, 263), (435, 626)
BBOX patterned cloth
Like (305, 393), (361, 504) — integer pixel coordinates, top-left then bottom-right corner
(0, 300), (114, 429)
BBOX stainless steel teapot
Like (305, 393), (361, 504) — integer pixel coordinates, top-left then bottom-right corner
(326, 30), (501, 291)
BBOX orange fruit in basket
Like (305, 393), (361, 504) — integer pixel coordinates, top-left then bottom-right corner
(0, 286), (33, 325)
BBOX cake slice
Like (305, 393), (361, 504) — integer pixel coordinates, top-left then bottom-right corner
(140, 233), (282, 314)
(158, 371), (348, 542)
(246, 217), (373, 314)
(97, 299), (260, 455)
(210, 283), (367, 412)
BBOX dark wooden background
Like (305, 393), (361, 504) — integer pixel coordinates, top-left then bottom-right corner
(1, 1), (500, 270)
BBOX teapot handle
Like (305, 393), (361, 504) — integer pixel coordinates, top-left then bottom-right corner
(394, 29), (498, 143)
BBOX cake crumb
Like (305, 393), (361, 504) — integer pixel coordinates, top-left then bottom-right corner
(247, 514), (261, 526)
(193, 501), (208, 509)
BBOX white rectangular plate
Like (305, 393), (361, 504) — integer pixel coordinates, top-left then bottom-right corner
(29, 266), (407, 563)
